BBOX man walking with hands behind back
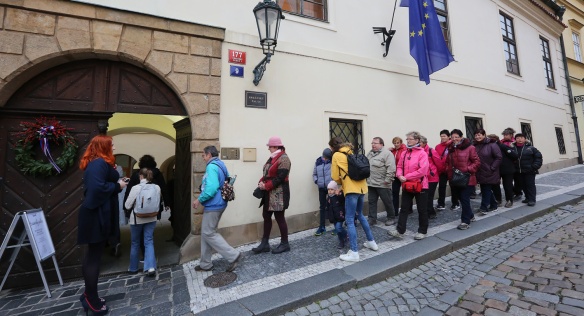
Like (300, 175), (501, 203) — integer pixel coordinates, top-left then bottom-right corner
(366, 137), (396, 226)
(193, 146), (242, 272)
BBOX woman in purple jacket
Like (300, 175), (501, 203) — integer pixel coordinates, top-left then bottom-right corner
(473, 129), (502, 215)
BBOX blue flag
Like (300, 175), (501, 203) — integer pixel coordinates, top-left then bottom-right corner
(401, 0), (454, 84)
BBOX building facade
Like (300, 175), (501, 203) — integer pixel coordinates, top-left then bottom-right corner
(0, 0), (576, 287)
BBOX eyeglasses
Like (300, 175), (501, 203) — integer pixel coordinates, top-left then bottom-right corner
(406, 138), (415, 141)
(371, 142), (380, 145)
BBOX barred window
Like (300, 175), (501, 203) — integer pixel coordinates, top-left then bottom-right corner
(277, 0), (327, 21)
(521, 122), (533, 146)
(434, 0), (452, 53)
(555, 127), (566, 155)
(329, 118), (364, 154)
(464, 116), (483, 139)
(573, 32), (582, 62)
(540, 37), (555, 89)
(500, 12), (520, 75)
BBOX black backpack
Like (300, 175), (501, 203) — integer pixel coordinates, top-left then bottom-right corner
(340, 152), (370, 180)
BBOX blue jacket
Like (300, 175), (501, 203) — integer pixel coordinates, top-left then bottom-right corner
(199, 157), (228, 211)
(313, 157), (332, 189)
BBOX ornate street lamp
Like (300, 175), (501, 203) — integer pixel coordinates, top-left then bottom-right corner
(252, 0), (284, 86)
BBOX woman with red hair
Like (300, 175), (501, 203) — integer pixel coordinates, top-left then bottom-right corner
(77, 134), (127, 315)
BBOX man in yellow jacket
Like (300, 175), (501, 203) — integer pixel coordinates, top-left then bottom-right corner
(329, 137), (379, 262)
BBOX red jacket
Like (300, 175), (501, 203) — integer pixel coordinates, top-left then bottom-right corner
(396, 146), (429, 189)
(424, 145), (444, 183)
(391, 143), (407, 167)
(445, 138), (481, 186)
(434, 140), (451, 175)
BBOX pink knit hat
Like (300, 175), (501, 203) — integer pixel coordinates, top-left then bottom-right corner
(266, 136), (284, 147)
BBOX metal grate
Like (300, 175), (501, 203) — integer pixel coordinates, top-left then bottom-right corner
(555, 127), (566, 155)
(329, 118), (365, 154)
(464, 116), (483, 139)
(521, 123), (533, 146)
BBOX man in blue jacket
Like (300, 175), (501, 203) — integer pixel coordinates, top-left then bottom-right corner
(193, 146), (241, 272)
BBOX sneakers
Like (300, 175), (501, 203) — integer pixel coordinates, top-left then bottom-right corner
(363, 240), (379, 251)
(457, 223), (470, 230)
(521, 199), (529, 204)
(471, 217), (476, 222)
(146, 268), (156, 277)
(314, 227), (326, 236)
(385, 218), (396, 226)
(226, 252), (242, 272)
(488, 206), (498, 212)
(450, 204), (460, 211)
(388, 229), (404, 238)
(194, 265), (214, 272)
(339, 250), (360, 262)
(478, 209), (488, 216)
(436, 205), (446, 211)
(414, 233), (426, 240)
(513, 194), (523, 201)
(527, 201), (536, 206)
(504, 200), (513, 208)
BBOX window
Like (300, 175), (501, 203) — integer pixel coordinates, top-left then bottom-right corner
(434, 0), (452, 52)
(329, 118), (364, 154)
(464, 116), (483, 139)
(555, 127), (566, 154)
(277, 0), (327, 21)
(500, 12), (520, 75)
(573, 32), (582, 62)
(541, 37), (555, 89)
(521, 122), (533, 145)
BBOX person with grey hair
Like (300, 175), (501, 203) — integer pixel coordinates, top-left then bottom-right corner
(193, 146), (242, 272)
(389, 131), (430, 240)
(366, 137), (396, 226)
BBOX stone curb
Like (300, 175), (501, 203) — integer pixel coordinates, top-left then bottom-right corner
(195, 189), (584, 315)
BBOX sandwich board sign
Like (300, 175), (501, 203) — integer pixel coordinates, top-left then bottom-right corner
(0, 209), (63, 297)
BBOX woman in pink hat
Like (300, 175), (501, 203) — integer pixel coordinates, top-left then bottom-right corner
(252, 136), (292, 254)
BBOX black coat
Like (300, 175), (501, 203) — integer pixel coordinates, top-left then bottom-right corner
(513, 143), (543, 174)
(123, 167), (169, 219)
(497, 142), (518, 175)
(326, 194), (345, 224)
(77, 158), (122, 244)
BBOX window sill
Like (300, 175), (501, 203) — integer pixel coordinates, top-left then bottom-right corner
(283, 13), (336, 32)
(504, 71), (524, 82)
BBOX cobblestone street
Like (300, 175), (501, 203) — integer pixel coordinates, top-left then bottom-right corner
(284, 203), (584, 316)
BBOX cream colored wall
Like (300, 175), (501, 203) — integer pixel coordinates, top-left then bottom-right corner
(112, 134), (175, 169)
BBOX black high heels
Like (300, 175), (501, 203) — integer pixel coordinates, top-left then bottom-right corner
(79, 296), (109, 315)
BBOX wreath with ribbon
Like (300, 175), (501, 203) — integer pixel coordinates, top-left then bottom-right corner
(13, 117), (78, 177)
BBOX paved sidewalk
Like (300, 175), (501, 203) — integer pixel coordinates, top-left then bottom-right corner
(1, 164), (584, 315)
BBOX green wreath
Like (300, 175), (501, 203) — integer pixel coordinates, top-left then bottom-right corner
(13, 117), (78, 178)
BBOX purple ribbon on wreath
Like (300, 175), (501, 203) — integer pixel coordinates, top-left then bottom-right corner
(38, 125), (62, 173)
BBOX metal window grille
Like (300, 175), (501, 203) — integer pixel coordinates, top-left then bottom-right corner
(555, 127), (566, 155)
(277, 0), (327, 22)
(329, 118), (365, 154)
(500, 12), (520, 75)
(521, 123), (533, 146)
(464, 116), (483, 139)
(540, 37), (555, 89)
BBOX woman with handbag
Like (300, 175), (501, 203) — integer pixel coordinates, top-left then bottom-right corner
(445, 129), (481, 230)
(251, 136), (292, 254)
(474, 129), (502, 215)
(388, 131), (430, 240)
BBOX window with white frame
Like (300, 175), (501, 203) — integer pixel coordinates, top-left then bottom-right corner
(500, 12), (520, 75)
(277, 0), (327, 22)
(573, 32), (582, 62)
(540, 36), (555, 89)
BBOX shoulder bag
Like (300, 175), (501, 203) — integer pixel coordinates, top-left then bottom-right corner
(449, 154), (470, 187)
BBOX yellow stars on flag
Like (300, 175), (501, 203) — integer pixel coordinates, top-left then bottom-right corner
(423, 1), (428, 8)
(418, 30), (423, 36)
(411, 31), (415, 37)
(425, 13), (429, 19)
(422, 23), (426, 29)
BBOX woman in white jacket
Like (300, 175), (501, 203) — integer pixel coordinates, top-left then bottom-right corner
(124, 168), (161, 276)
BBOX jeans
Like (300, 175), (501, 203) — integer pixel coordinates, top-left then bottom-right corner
(391, 180), (401, 215)
(345, 193), (374, 252)
(452, 185), (473, 224)
(334, 221), (347, 243)
(367, 186), (394, 220)
(426, 182), (438, 217)
(318, 188), (327, 228)
(397, 190), (428, 234)
(129, 221), (156, 272)
(479, 183), (498, 210)
(437, 173), (448, 207)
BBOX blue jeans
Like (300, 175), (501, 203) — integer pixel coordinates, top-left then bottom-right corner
(345, 193), (374, 252)
(129, 221), (156, 272)
(452, 185), (474, 224)
(334, 221), (347, 243)
(479, 183), (498, 210)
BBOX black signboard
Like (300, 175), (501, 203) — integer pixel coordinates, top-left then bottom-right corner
(245, 91), (267, 109)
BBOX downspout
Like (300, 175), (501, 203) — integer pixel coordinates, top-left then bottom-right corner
(544, 1), (583, 163)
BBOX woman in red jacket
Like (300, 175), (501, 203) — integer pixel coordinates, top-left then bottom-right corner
(421, 136), (444, 220)
(445, 129), (481, 230)
(390, 137), (407, 219)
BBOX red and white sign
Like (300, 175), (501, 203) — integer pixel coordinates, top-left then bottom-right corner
(228, 49), (246, 65)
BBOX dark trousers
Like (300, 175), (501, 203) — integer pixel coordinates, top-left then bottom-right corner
(450, 180), (460, 206)
(513, 173), (523, 196)
(391, 180), (401, 215)
(452, 185), (473, 224)
(437, 173), (448, 207)
(426, 182), (438, 217)
(479, 183), (498, 210)
(515, 173), (536, 202)
(397, 190), (428, 234)
(501, 174), (515, 202)
(318, 188), (327, 228)
(368, 186), (395, 219)
(492, 182), (502, 204)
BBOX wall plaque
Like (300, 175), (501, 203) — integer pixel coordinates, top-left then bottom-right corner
(245, 91), (267, 109)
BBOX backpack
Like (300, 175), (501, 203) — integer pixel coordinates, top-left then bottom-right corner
(340, 151), (370, 180)
(212, 163), (235, 201)
(134, 183), (161, 218)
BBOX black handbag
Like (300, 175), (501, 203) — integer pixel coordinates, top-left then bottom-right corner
(252, 187), (265, 199)
(450, 155), (470, 187)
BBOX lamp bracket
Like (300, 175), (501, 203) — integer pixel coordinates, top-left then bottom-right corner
(253, 54), (271, 86)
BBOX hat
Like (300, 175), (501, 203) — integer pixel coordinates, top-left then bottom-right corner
(267, 136), (284, 147)
(327, 181), (338, 190)
(322, 148), (332, 159)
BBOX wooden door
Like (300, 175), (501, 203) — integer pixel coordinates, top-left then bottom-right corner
(172, 118), (192, 244)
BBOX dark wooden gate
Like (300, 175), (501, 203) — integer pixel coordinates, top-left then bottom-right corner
(0, 60), (186, 289)
(172, 118), (192, 244)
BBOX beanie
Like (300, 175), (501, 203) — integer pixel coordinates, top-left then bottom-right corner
(322, 148), (332, 159)
(327, 181), (338, 190)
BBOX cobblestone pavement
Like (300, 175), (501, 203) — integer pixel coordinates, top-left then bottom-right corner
(283, 202), (584, 316)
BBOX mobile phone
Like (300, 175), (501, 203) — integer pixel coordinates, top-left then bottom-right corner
(123, 178), (130, 183)
(229, 175), (236, 185)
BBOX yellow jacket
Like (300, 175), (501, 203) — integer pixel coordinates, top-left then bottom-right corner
(331, 146), (368, 195)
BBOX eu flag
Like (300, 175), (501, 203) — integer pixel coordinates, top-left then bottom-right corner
(401, 0), (454, 84)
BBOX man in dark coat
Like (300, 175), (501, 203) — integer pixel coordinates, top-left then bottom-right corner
(512, 134), (543, 206)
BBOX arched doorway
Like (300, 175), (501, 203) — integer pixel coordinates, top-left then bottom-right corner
(0, 59), (190, 289)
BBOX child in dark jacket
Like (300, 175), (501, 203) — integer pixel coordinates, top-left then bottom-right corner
(325, 181), (347, 249)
